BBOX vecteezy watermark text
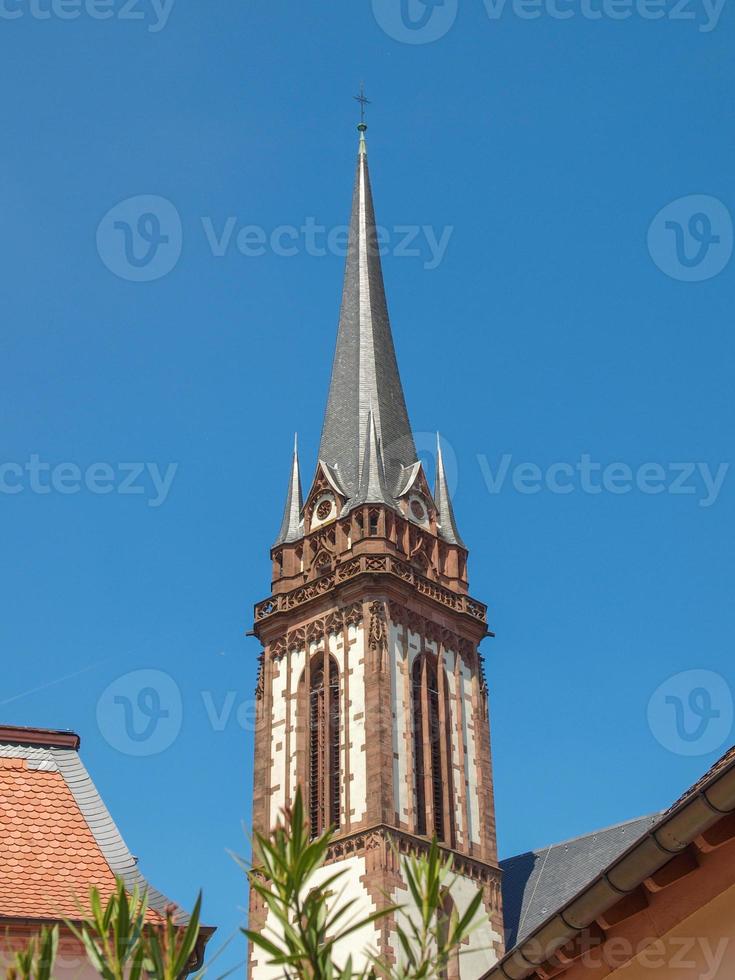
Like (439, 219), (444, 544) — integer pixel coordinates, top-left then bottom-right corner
(201, 217), (453, 270)
(371, 0), (725, 40)
(96, 195), (454, 282)
(0, 456), (178, 507)
(519, 929), (729, 979)
(0, 0), (175, 31)
(477, 454), (729, 507)
(481, 0), (725, 31)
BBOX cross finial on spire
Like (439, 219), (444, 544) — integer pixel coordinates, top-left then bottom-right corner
(354, 82), (370, 131)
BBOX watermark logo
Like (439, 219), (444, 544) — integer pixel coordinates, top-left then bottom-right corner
(97, 669), (182, 756)
(648, 195), (732, 282)
(647, 670), (733, 756)
(371, 0), (458, 43)
(97, 195), (182, 282)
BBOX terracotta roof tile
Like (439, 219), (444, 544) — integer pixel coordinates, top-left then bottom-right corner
(0, 765), (118, 918)
(0, 736), (179, 925)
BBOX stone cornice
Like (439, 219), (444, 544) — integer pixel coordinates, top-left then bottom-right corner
(254, 553), (487, 629)
(324, 823), (502, 896)
(267, 602), (363, 659)
(248, 824), (503, 901)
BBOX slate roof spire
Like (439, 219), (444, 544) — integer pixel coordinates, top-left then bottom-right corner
(350, 408), (395, 509)
(434, 433), (465, 548)
(274, 434), (303, 546)
(317, 124), (417, 502)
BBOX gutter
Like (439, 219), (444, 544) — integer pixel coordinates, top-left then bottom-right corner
(187, 926), (217, 976)
(483, 750), (735, 980)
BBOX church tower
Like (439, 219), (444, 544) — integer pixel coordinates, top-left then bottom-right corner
(248, 122), (504, 979)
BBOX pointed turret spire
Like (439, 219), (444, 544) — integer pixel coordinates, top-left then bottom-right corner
(318, 124), (417, 504)
(434, 433), (465, 548)
(273, 434), (303, 546)
(351, 409), (394, 509)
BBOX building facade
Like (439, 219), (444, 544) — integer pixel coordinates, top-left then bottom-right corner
(486, 746), (735, 980)
(0, 725), (210, 978)
(247, 125), (504, 978)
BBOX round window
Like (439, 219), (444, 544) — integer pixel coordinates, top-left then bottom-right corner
(316, 499), (333, 521)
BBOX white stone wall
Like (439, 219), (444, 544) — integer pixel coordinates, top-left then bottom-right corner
(389, 618), (410, 824)
(443, 647), (465, 842)
(403, 626), (422, 825)
(268, 623), (366, 830)
(451, 875), (502, 978)
(269, 655), (288, 820)
(390, 871), (500, 980)
(346, 623), (367, 823)
(459, 660), (481, 846)
(287, 646), (305, 809)
(251, 855), (379, 979)
(406, 626), (422, 669)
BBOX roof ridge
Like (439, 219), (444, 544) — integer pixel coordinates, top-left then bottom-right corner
(0, 725), (79, 750)
(502, 812), (661, 862)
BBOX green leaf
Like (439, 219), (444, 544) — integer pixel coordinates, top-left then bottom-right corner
(450, 886), (484, 947)
(242, 930), (288, 961)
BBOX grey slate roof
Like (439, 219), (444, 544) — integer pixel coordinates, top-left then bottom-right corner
(318, 132), (417, 500)
(500, 814), (660, 948)
(0, 737), (187, 923)
(434, 434), (465, 548)
(348, 409), (395, 511)
(274, 434), (304, 546)
(276, 131), (464, 547)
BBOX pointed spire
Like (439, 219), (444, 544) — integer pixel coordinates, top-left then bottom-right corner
(317, 127), (417, 504)
(434, 434), (465, 548)
(273, 434), (303, 546)
(351, 409), (394, 509)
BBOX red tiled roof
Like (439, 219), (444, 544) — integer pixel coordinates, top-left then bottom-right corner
(0, 757), (119, 918)
(0, 728), (178, 925)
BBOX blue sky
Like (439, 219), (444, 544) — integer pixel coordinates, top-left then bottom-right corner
(1, 0), (733, 968)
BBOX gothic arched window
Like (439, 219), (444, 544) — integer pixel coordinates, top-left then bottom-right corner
(308, 655), (340, 838)
(412, 653), (453, 844)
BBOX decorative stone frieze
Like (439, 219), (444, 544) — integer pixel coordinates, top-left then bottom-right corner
(255, 554), (487, 626)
